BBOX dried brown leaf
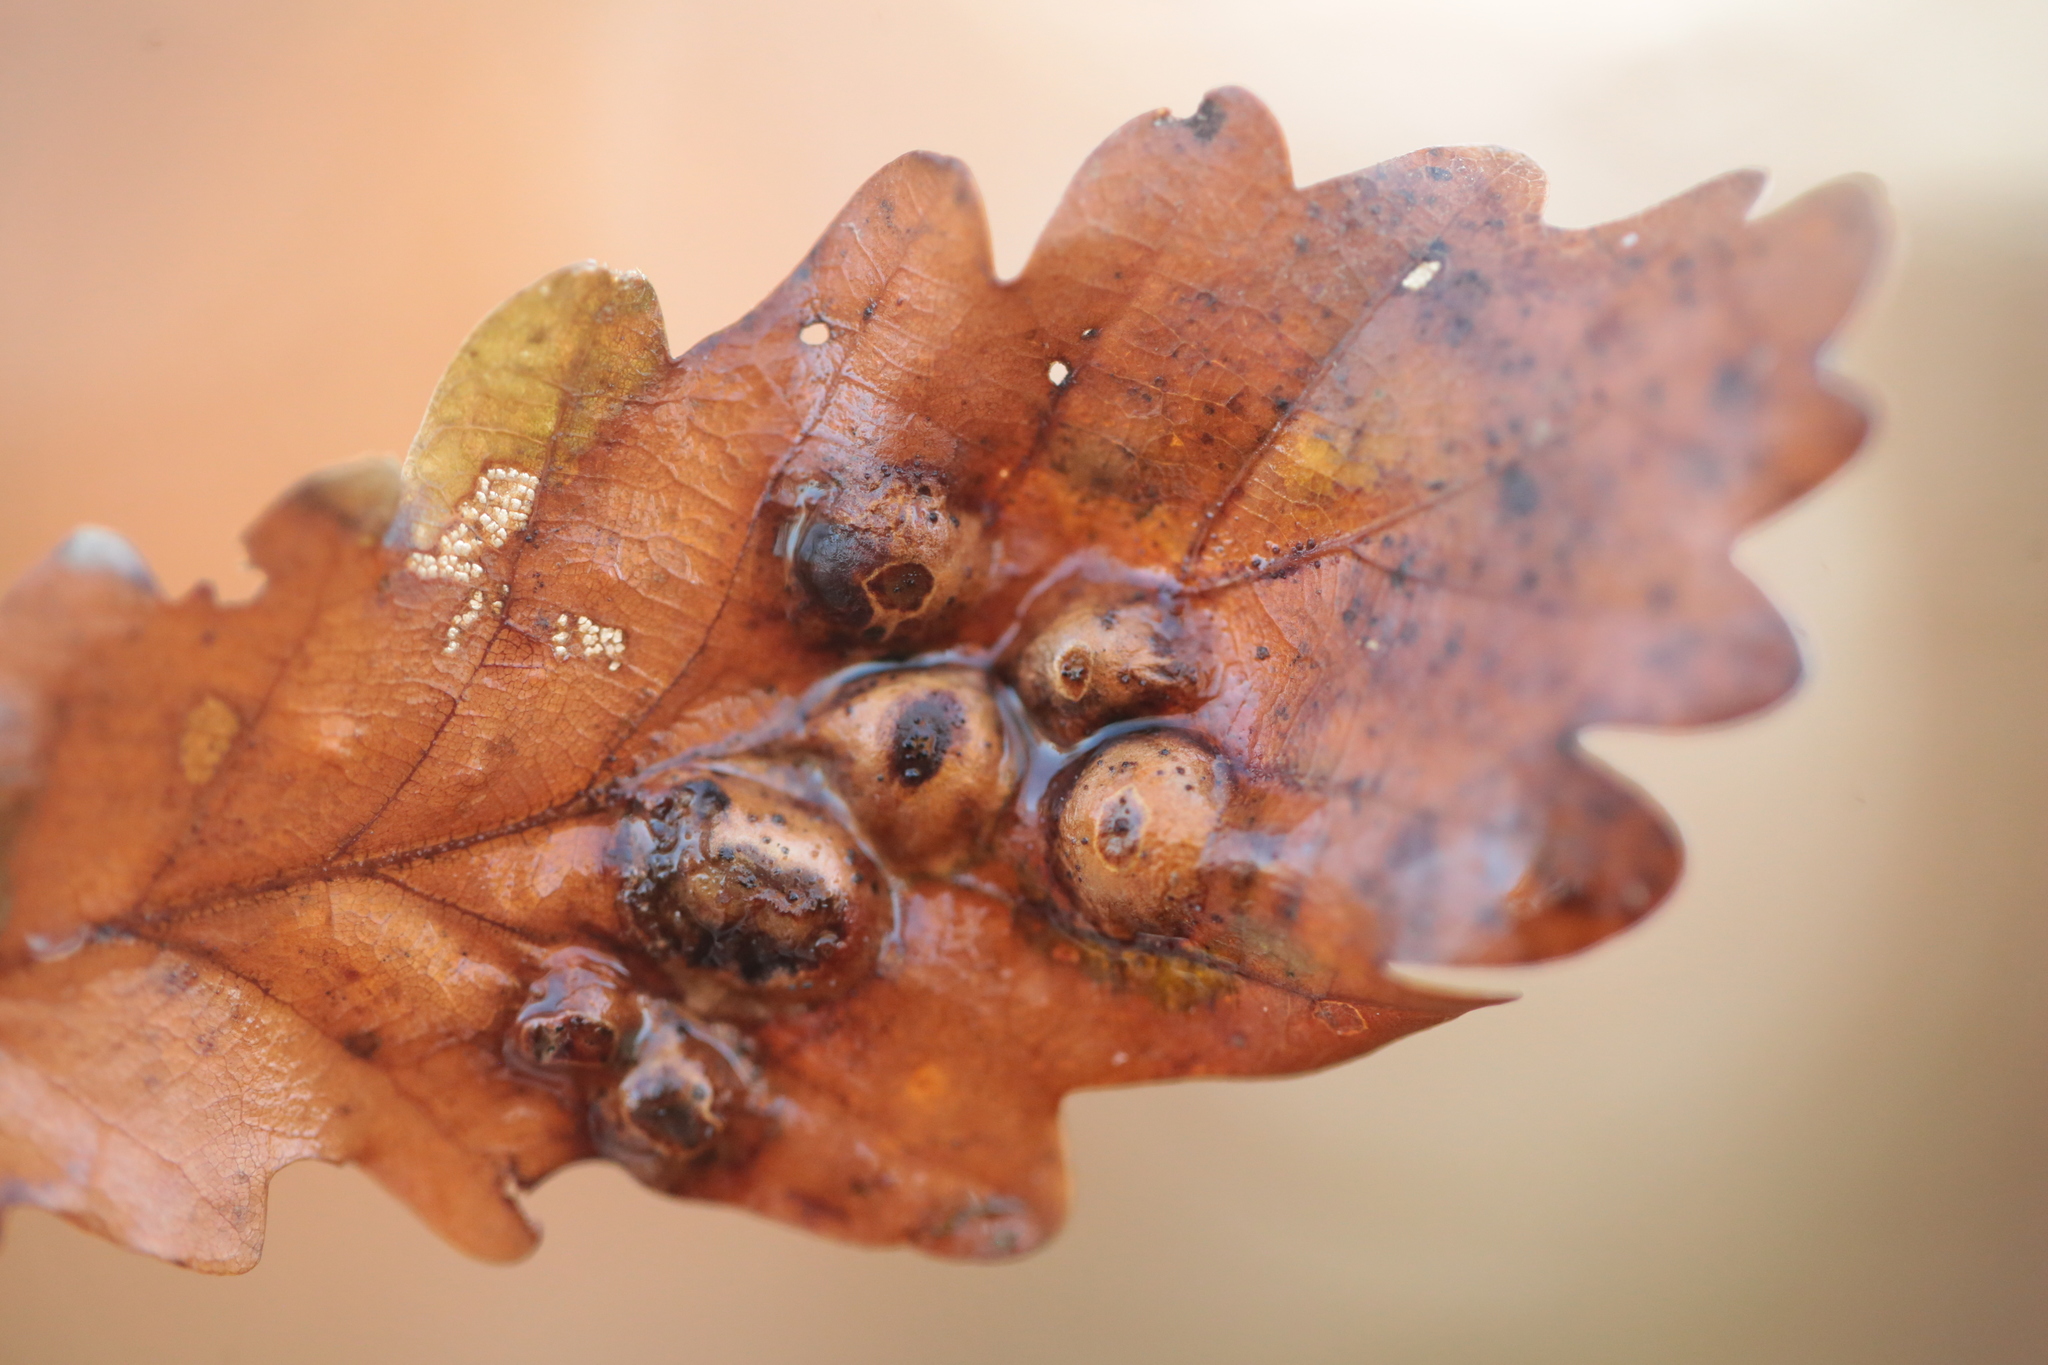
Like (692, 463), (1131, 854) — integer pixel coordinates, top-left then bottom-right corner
(0, 89), (1882, 1269)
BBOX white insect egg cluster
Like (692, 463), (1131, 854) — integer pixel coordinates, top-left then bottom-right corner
(553, 613), (626, 670)
(441, 585), (508, 656)
(405, 466), (540, 584)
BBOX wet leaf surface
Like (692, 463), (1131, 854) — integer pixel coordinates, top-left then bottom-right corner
(0, 89), (1880, 1270)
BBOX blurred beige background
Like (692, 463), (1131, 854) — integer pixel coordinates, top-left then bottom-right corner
(0, 0), (2042, 1361)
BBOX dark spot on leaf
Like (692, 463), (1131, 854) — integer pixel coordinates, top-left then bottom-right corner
(890, 691), (963, 787)
(1713, 359), (1760, 410)
(1499, 462), (1541, 517)
(1179, 97), (1227, 142)
(794, 521), (881, 628)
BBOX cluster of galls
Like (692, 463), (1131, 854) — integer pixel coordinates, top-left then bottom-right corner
(523, 475), (1242, 1186)
(507, 948), (769, 1189)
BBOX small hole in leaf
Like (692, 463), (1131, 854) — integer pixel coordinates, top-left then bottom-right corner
(1400, 260), (1441, 291)
(799, 321), (830, 346)
(1048, 361), (1071, 385)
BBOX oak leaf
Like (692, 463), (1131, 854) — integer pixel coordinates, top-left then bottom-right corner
(0, 89), (1881, 1271)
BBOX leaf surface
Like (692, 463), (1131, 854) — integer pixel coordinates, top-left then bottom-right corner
(0, 89), (1881, 1269)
